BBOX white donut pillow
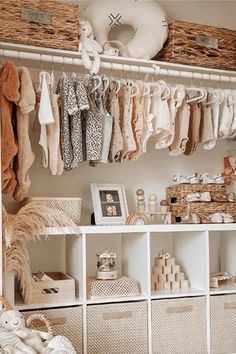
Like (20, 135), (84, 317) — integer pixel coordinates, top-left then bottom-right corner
(81, 0), (168, 59)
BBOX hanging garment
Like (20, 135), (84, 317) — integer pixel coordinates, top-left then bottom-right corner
(38, 71), (54, 168)
(106, 81), (123, 162)
(184, 102), (201, 156)
(0, 61), (20, 194)
(169, 100), (190, 156)
(200, 100), (215, 150)
(208, 92), (220, 148)
(120, 82), (136, 161)
(95, 80), (113, 163)
(13, 67), (36, 201)
(140, 94), (154, 154)
(82, 77), (103, 162)
(229, 92), (236, 138)
(129, 81), (145, 160)
(218, 90), (234, 139)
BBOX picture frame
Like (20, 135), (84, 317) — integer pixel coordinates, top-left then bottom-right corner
(91, 183), (128, 225)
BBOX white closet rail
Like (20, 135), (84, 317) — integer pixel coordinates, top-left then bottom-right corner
(0, 42), (236, 83)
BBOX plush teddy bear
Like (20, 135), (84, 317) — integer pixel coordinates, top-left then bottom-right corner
(0, 326), (37, 354)
(78, 18), (102, 75)
(0, 309), (52, 354)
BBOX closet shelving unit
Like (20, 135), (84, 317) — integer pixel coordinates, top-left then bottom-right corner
(1, 42), (236, 354)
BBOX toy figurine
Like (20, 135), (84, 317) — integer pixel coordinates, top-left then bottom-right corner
(149, 194), (157, 213)
(136, 188), (145, 212)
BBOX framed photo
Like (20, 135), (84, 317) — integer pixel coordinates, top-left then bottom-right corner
(91, 183), (128, 225)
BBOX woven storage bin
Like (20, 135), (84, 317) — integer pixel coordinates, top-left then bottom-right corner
(22, 306), (83, 353)
(152, 297), (207, 354)
(28, 197), (82, 225)
(87, 301), (148, 354)
(87, 276), (141, 299)
(154, 21), (236, 71)
(166, 183), (227, 205)
(0, 0), (79, 51)
(170, 201), (236, 224)
(211, 294), (236, 353)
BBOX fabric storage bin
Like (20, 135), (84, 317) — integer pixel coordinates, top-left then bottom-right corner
(87, 301), (148, 354)
(22, 306), (83, 353)
(27, 197), (82, 225)
(154, 21), (236, 71)
(0, 0), (79, 51)
(211, 294), (236, 353)
(152, 297), (207, 353)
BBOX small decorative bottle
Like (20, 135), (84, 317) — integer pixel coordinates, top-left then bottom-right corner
(136, 188), (145, 212)
(149, 194), (157, 213)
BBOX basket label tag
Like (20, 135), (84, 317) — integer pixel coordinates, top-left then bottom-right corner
(103, 311), (133, 320)
(21, 8), (52, 25)
(196, 35), (218, 49)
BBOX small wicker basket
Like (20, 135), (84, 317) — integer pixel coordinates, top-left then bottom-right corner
(28, 197), (82, 225)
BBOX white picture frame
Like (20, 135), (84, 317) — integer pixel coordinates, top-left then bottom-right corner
(91, 183), (128, 225)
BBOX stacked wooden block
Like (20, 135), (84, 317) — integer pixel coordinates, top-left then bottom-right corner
(152, 256), (189, 291)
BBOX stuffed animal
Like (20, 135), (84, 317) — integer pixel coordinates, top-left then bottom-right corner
(0, 326), (37, 354)
(81, 0), (168, 59)
(78, 18), (102, 75)
(0, 309), (52, 354)
(45, 336), (77, 354)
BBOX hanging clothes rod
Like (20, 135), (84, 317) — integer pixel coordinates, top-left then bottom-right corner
(1, 47), (236, 84)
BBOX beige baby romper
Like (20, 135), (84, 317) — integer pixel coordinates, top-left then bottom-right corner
(184, 102), (201, 156)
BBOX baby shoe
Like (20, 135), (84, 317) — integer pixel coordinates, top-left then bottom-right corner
(186, 193), (200, 202)
(227, 192), (236, 202)
(188, 174), (200, 184)
(221, 213), (234, 223)
(208, 213), (223, 223)
(191, 213), (201, 224)
(200, 192), (211, 202)
(212, 174), (224, 184)
(200, 173), (215, 184)
(172, 174), (189, 184)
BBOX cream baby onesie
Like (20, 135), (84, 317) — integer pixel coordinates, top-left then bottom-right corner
(169, 101), (190, 156)
(13, 67), (36, 201)
(200, 100), (215, 150)
(207, 92), (220, 148)
(218, 90), (234, 139)
(140, 94), (154, 154)
(229, 92), (236, 137)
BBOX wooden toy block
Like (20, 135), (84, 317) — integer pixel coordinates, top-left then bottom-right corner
(163, 265), (172, 274)
(176, 272), (185, 281)
(167, 273), (175, 282)
(180, 280), (189, 290)
(151, 280), (156, 291)
(166, 257), (175, 267)
(171, 281), (180, 290)
(163, 282), (171, 290)
(156, 282), (164, 290)
(152, 265), (163, 275)
(158, 274), (167, 283)
(172, 265), (180, 274)
(155, 258), (165, 267)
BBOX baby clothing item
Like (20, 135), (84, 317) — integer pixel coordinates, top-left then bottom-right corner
(120, 82), (136, 161)
(218, 90), (234, 139)
(13, 67), (36, 201)
(0, 61), (20, 194)
(228, 92), (236, 138)
(200, 100), (216, 150)
(140, 94), (154, 154)
(209, 92), (220, 148)
(184, 102), (201, 156)
(106, 81), (123, 162)
(169, 100), (190, 156)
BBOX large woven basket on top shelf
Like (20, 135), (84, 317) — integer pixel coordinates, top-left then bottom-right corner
(154, 21), (236, 71)
(28, 197), (82, 225)
(0, 0), (79, 50)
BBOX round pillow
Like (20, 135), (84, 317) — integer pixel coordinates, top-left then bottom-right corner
(81, 0), (168, 59)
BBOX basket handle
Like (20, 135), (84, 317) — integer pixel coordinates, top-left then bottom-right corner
(166, 305), (193, 314)
(224, 302), (236, 309)
(103, 311), (133, 321)
(26, 313), (54, 335)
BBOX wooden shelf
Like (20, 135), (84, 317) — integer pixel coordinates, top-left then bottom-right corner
(87, 294), (148, 305)
(15, 294), (82, 310)
(151, 288), (206, 299)
(210, 285), (236, 295)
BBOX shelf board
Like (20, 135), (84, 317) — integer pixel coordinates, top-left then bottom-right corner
(87, 294), (148, 305)
(151, 288), (206, 299)
(41, 223), (236, 236)
(210, 285), (236, 295)
(15, 295), (82, 311)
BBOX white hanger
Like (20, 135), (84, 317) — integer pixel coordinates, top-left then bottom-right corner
(39, 71), (51, 91)
(141, 83), (150, 97)
(91, 75), (102, 94)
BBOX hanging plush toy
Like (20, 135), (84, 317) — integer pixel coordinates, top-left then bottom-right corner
(78, 18), (102, 75)
(81, 0), (168, 59)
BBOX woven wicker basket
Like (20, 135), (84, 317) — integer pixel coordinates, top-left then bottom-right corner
(211, 294), (236, 353)
(170, 201), (236, 224)
(28, 197), (82, 225)
(0, 0), (79, 51)
(87, 276), (141, 299)
(154, 21), (236, 71)
(166, 183), (227, 205)
(22, 306), (83, 353)
(152, 297), (207, 353)
(87, 301), (148, 354)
